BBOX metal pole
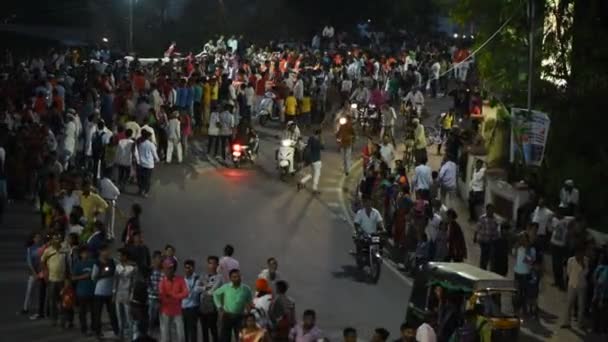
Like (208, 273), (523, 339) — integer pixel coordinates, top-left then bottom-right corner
(128, 0), (134, 53)
(527, 0), (535, 111)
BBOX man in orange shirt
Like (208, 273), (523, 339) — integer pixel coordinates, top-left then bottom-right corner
(158, 258), (189, 342)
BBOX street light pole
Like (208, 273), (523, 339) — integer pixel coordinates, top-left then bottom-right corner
(128, 0), (134, 53)
(527, 0), (535, 112)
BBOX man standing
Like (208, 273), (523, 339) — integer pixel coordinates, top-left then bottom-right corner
(559, 179), (579, 216)
(41, 232), (68, 327)
(98, 170), (120, 239)
(218, 245), (240, 283)
(289, 309), (324, 341)
(380, 104), (397, 140)
(166, 111), (182, 164)
(336, 115), (355, 175)
(198, 256), (223, 342)
(115, 129), (137, 191)
(258, 257), (282, 284)
(438, 157), (457, 208)
(298, 129), (324, 195)
(412, 157), (432, 200)
(91, 244), (119, 338)
(148, 251), (163, 331)
(269, 280), (296, 341)
(474, 204), (500, 270)
(159, 258), (189, 342)
(213, 269), (253, 342)
(531, 197), (553, 253)
(562, 248), (588, 329)
(412, 119), (428, 164)
(182, 260), (201, 342)
(137, 129), (159, 197)
(79, 179), (108, 226)
(550, 211), (570, 290)
(468, 159), (486, 221)
(71, 247), (95, 336)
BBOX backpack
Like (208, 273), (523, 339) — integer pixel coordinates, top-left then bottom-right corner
(452, 321), (486, 342)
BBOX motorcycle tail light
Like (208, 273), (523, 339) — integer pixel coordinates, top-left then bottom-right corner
(232, 144), (242, 151)
(232, 151), (242, 157)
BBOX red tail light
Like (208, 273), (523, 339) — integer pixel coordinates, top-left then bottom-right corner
(232, 144), (242, 151)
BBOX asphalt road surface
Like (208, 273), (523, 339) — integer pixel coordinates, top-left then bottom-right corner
(1, 121), (412, 341)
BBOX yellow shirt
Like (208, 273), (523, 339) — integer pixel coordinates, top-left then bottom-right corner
(285, 96), (297, 116)
(414, 125), (427, 149)
(80, 192), (108, 223)
(300, 97), (312, 113)
(442, 113), (454, 130)
(203, 83), (211, 106)
(211, 84), (219, 100)
(41, 245), (67, 282)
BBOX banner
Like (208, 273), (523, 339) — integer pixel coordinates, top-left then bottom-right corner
(509, 108), (550, 166)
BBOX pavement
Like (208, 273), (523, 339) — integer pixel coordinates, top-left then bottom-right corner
(0, 95), (601, 341)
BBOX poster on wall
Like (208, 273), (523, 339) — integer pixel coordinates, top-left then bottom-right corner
(509, 108), (551, 166)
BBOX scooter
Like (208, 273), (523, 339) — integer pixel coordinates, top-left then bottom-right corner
(258, 93), (281, 126)
(277, 138), (301, 180)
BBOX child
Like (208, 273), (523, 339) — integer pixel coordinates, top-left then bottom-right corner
(60, 279), (76, 329)
(527, 260), (542, 318)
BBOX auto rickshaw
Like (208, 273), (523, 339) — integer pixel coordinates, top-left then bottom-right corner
(405, 262), (520, 341)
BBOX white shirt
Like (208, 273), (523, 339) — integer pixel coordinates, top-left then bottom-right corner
(413, 164), (432, 190)
(431, 62), (441, 79)
(426, 213), (441, 242)
(559, 187), (580, 208)
(141, 125), (157, 146)
(69, 224), (84, 236)
(125, 121), (141, 139)
(341, 79), (353, 93)
(354, 208), (383, 234)
(381, 107), (397, 126)
(566, 257), (588, 289)
(379, 143), (395, 169)
(60, 192), (80, 216)
(244, 87), (255, 107)
(322, 26), (334, 38)
(438, 160), (458, 189)
(98, 177), (120, 200)
(167, 118), (181, 141)
(550, 217), (571, 247)
(137, 140), (159, 169)
(293, 79), (304, 100)
(469, 167), (486, 192)
(63, 120), (77, 154)
(416, 323), (437, 342)
(532, 206), (554, 236)
(115, 138), (137, 167)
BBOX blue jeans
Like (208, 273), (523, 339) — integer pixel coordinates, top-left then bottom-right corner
(148, 298), (160, 329)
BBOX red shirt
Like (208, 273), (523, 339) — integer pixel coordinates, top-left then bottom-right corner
(159, 275), (189, 316)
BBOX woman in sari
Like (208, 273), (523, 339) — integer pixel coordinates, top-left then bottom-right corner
(239, 313), (270, 342)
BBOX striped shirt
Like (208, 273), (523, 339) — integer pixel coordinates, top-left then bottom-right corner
(148, 269), (163, 300)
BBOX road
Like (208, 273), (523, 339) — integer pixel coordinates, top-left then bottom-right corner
(1, 121), (411, 341)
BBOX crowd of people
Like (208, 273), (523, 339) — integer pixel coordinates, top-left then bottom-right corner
(2, 19), (607, 342)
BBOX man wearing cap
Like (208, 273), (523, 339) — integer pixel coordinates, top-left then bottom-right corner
(559, 179), (579, 216)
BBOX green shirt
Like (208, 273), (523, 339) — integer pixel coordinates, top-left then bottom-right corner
(213, 283), (253, 314)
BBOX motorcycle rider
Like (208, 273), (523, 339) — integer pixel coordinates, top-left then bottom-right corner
(349, 82), (370, 106)
(277, 121), (302, 173)
(353, 198), (384, 254)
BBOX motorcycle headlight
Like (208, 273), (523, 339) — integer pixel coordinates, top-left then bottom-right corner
(281, 139), (292, 147)
(351, 103), (358, 109)
(339, 117), (347, 125)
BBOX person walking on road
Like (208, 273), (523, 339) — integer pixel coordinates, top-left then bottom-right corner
(136, 129), (160, 198)
(41, 232), (68, 327)
(445, 209), (467, 262)
(550, 210), (570, 290)
(91, 244), (119, 338)
(474, 204), (500, 270)
(213, 269), (253, 342)
(468, 159), (486, 222)
(298, 129), (323, 195)
(438, 157), (457, 208)
(336, 115), (355, 175)
(98, 170), (120, 239)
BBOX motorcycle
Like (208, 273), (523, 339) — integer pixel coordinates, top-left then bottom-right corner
(258, 93), (281, 126)
(231, 141), (257, 168)
(277, 138), (300, 180)
(353, 231), (385, 283)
